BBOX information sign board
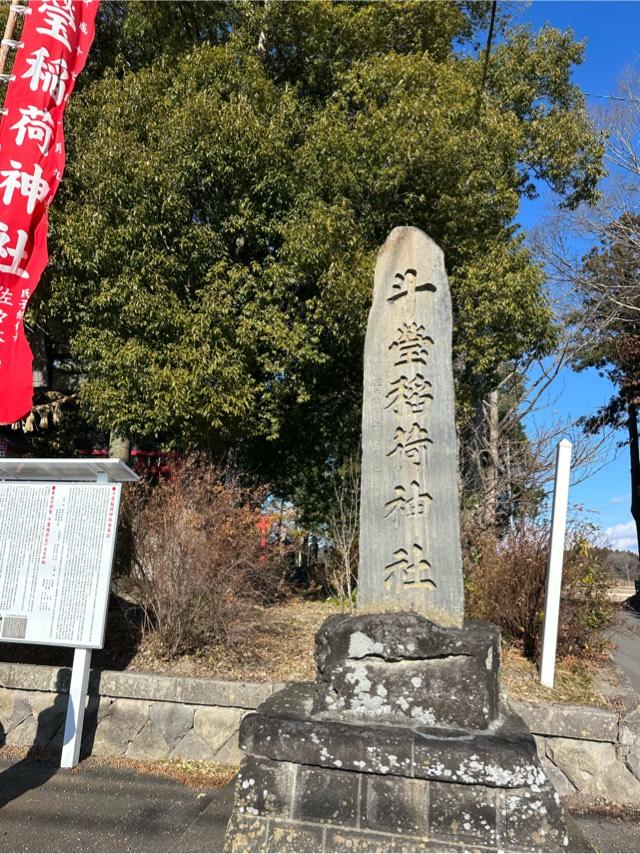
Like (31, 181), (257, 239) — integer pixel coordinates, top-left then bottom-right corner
(0, 482), (120, 649)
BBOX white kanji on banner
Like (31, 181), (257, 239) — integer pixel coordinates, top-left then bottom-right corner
(10, 106), (55, 156)
(36, 1), (77, 51)
(22, 48), (69, 106)
(0, 161), (50, 215)
(0, 222), (29, 279)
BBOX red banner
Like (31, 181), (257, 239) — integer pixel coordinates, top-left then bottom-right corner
(0, 0), (98, 424)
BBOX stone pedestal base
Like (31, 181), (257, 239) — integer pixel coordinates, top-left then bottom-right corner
(224, 614), (568, 852)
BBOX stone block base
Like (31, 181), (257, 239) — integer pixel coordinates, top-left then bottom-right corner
(225, 615), (568, 852)
(226, 754), (567, 853)
(224, 683), (568, 852)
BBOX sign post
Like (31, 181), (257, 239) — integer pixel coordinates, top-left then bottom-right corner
(540, 439), (572, 689)
(0, 458), (138, 768)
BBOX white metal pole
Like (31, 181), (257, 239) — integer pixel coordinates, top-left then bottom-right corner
(540, 439), (572, 688)
(60, 646), (92, 768)
(60, 469), (108, 768)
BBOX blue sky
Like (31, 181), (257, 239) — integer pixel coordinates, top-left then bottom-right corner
(510, 1), (640, 549)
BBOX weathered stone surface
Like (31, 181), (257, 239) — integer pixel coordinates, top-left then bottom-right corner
(97, 671), (179, 703)
(170, 729), (214, 761)
(31, 692), (66, 748)
(619, 707), (640, 746)
(240, 683), (544, 788)
(547, 737), (640, 804)
(266, 820), (326, 854)
(149, 701), (193, 749)
(0, 662), (271, 711)
(358, 227), (463, 626)
(92, 698), (149, 756)
(235, 756), (294, 817)
(194, 706), (243, 754)
(0, 663), (70, 694)
(226, 738), (566, 852)
(511, 700), (618, 742)
(328, 830), (471, 852)
(126, 720), (171, 761)
(313, 612), (499, 728)
(539, 755), (576, 798)
(361, 775), (428, 836)
(226, 606), (567, 852)
(293, 765), (359, 826)
(626, 750), (640, 782)
(225, 814), (269, 853)
(501, 786), (568, 851)
(324, 829), (424, 853)
(4, 692), (65, 749)
(546, 738), (615, 789)
(214, 733), (243, 766)
(429, 782), (497, 848)
(0, 689), (33, 736)
(179, 679), (273, 710)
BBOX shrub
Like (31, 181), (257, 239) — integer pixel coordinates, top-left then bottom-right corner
(127, 456), (287, 658)
(320, 458), (360, 607)
(464, 519), (613, 660)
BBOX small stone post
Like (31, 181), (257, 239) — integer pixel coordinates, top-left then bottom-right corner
(358, 227), (463, 626)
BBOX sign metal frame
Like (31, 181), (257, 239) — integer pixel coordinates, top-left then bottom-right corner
(0, 458), (139, 768)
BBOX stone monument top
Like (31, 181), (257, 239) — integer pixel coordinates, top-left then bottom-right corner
(358, 226), (463, 627)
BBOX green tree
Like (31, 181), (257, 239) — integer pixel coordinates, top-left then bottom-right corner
(31, 2), (604, 519)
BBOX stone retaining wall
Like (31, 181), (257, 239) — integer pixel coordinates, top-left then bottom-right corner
(0, 663), (280, 766)
(510, 699), (640, 806)
(1, 663), (640, 807)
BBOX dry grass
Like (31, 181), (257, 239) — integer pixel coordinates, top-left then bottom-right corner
(500, 645), (615, 709)
(0, 595), (621, 709)
(0, 744), (236, 789)
(76, 755), (238, 789)
(126, 598), (343, 683)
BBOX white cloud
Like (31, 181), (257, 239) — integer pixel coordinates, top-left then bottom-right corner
(609, 494), (631, 506)
(605, 521), (639, 552)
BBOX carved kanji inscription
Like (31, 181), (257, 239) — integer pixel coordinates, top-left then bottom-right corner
(384, 543), (435, 590)
(389, 322), (433, 366)
(385, 373), (432, 416)
(387, 268), (436, 303)
(358, 227), (464, 626)
(387, 422), (431, 465)
(384, 481), (432, 518)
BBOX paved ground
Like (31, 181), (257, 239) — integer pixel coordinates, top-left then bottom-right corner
(571, 813), (640, 854)
(608, 606), (640, 696)
(0, 754), (639, 852)
(0, 756), (234, 852)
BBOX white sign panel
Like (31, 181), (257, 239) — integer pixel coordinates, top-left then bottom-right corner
(0, 482), (121, 649)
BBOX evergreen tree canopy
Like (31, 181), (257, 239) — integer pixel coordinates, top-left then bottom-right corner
(34, 1), (604, 517)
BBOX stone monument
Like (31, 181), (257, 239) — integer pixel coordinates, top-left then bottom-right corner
(225, 228), (568, 853)
(358, 227), (462, 625)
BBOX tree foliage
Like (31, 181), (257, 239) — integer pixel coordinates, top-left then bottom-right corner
(32, 1), (604, 518)
(574, 215), (640, 556)
(577, 215), (640, 428)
